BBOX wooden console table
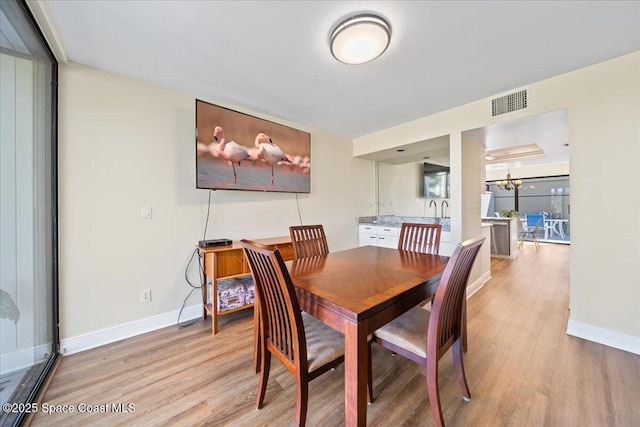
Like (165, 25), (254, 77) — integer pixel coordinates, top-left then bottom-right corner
(198, 236), (293, 334)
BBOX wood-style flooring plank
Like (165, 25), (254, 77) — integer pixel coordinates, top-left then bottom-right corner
(31, 243), (640, 426)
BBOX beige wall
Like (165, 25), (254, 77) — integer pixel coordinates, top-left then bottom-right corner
(58, 63), (375, 340)
(355, 52), (640, 349)
(461, 131), (485, 242)
(58, 52), (640, 353)
(377, 162), (447, 216)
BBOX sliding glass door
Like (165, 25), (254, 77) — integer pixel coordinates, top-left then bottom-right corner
(489, 175), (570, 243)
(0, 1), (58, 426)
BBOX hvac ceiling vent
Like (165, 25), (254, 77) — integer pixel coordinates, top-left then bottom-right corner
(491, 87), (529, 117)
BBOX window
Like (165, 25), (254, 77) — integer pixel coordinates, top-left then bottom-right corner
(488, 175), (570, 242)
(0, 1), (59, 425)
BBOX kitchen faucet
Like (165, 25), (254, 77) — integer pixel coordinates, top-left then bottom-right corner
(441, 200), (449, 218)
(429, 200), (437, 218)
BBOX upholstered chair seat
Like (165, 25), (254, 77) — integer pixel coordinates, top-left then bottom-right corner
(302, 312), (345, 371)
(373, 306), (430, 358)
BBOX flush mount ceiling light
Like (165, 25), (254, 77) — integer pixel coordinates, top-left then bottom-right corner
(330, 14), (391, 65)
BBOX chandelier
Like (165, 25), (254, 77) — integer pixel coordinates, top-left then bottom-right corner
(496, 170), (522, 191)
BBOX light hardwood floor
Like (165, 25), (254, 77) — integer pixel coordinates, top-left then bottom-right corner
(31, 243), (640, 426)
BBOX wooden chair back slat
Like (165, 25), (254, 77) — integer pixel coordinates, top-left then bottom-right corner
(371, 235), (485, 427)
(398, 223), (442, 254)
(241, 240), (305, 365)
(428, 236), (485, 357)
(242, 239), (344, 426)
(289, 225), (329, 259)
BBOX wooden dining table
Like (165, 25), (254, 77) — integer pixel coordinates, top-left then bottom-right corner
(286, 245), (449, 427)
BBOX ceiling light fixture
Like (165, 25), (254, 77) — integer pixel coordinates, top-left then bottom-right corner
(496, 169), (522, 191)
(330, 14), (391, 65)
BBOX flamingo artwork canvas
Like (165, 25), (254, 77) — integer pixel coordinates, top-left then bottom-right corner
(214, 126), (252, 183)
(196, 99), (311, 193)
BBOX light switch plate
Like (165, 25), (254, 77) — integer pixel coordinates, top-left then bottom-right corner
(142, 206), (152, 219)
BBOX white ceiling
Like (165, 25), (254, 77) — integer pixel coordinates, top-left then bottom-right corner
(38, 1), (640, 166)
(473, 109), (570, 171)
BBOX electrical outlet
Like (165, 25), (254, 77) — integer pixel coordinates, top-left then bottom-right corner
(140, 289), (151, 303)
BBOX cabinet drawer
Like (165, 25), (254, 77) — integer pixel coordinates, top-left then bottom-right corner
(378, 226), (399, 237)
(216, 249), (246, 277)
(274, 243), (294, 261)
(359, 224), (376, 234)
(377, 235), (399, 248)
(359, 233), (378, 247)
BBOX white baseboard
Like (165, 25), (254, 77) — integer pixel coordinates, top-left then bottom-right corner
(0, 344), (51, 375)
(60, 305), (202, 355)
(567, 320), (640, 355)
(467, 270), (491, 298)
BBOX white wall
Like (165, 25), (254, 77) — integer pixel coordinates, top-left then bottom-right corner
(58, 63), (375, 343)
(56, 54), (640, 354)
(377, 162), (451, 217)
(371, 130), (488, 289)
(355, 52), (640, 353)
(461, 130), (488, 286)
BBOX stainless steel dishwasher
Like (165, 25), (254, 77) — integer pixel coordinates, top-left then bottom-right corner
(490, 221), (510, 255)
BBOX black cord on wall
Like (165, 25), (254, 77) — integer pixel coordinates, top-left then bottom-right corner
(295, 193), (303, 225)
(178, 190), (305, 328)
(202, 189), (212, 240)
(177, 190), (213, 328)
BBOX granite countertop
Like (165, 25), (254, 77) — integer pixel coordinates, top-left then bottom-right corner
(481, 217), (518, 221)
(358, 215), (451, 232)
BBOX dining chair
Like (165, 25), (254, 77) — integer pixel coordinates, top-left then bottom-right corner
(398, 223), (443, 309)
(520, 215), (542, 249)
(289, 224), (329, 259)
(240, 239), (344, 427)
(369, 236), (485, 427)
(398, 222), (442, 254)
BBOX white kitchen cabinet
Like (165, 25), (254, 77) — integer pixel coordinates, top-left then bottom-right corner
(359, 224), (453, 254)
(376, 226), (399, 248)
(358, 224), (378, 246)
(358, 224), (399, 248)
(439, 231), (455, 256)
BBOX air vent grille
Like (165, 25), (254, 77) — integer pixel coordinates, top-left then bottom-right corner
(491, 89), (528, 117)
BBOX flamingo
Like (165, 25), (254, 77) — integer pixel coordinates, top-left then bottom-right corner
(196, 141), (209, 156)
(254, 133), (292, 185)
(197, 127), (221, 157)
(214, 126), (251, 183)
(207, 126), (220, 158)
